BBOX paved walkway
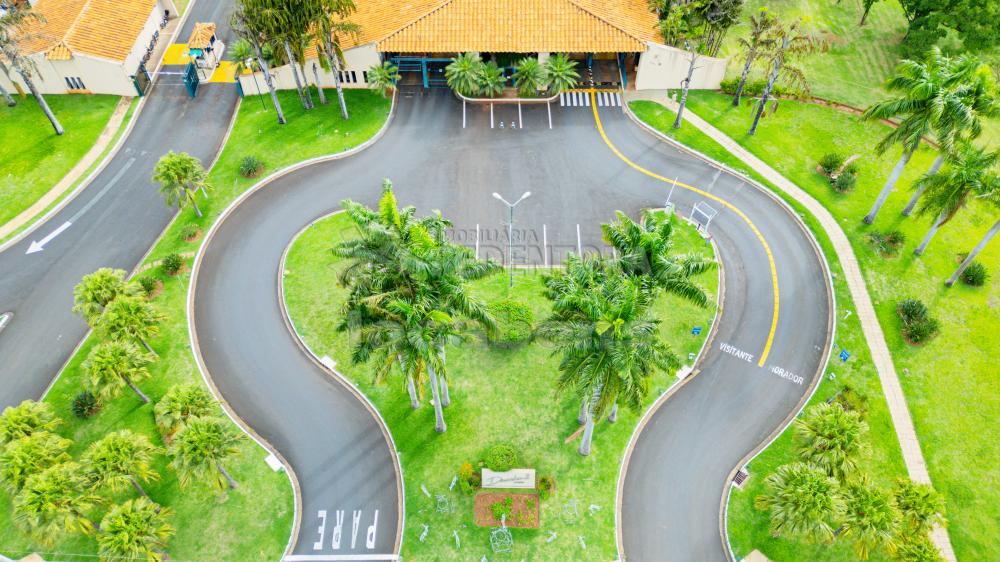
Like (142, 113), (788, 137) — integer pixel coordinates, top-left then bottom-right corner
(0, 96), (133, 242)
(623, 90), (956, 561)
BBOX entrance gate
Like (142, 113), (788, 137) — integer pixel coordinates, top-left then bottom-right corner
(389, 56), (452, 88)
(131, 63), (152, 96)
(183, 62), (200, 98)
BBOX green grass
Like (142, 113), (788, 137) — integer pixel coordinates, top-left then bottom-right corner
(635, 92), (999, 559)
(0, 95), (121, 230)
(283, 212), (719, 560)
(0, 88), (391, 560)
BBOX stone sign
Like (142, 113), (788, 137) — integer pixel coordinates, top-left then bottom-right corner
(482, 468), (535, 489)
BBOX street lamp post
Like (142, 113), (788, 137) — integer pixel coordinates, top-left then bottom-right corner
(492, 191), (531, 287)
(247, 58), (267, 111)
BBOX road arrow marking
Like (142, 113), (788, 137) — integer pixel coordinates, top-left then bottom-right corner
(26, 221), (71, 254)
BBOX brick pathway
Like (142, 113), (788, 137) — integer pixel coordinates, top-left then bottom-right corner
(623, 90), (956, 561)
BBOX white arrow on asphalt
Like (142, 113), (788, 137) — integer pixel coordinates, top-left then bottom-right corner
(26, 221), (72, 254)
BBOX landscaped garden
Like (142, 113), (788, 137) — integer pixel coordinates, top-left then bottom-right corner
(0, 88), (391, 561)
(283, 201), (719, 560)
(0, 95), (123, 233)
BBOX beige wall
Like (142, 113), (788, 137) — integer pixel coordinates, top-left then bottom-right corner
(239, 43), (382, 94)
(635, 42), (728, 91)
(124, 3), (165, 73)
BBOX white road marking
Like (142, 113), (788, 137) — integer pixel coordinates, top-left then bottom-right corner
(26, 221), (71, 254)
(576, 224), (582, 256)
(366, 510), (379, 549)
(559, 92), (566, 106)
(351, 510), (361, 549)
(719, 342), (754, 363)
(0, 312), (11, 333)
(614, 92), (622, 106)
(331, 510), (344, 549)
(543, 224), (548, 267)
(584, 93), (591, 106)
(517, 101), (522, 127)
(462, 100), (466, 128)
(313, 511), (328, 550)
(475, 223), (480, 259)
(490, 103), (494, 129)
(283, 556), (399, 561)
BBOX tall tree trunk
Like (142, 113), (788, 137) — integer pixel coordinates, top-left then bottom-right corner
(864, 150), (913, 224)
(749, 42), (785, 136)
(324, 39), (349, 120)
(398, 355), (419, 409)
(123, 375), (151, 404)
(0, 59), (24, 96)
(250, 37), (286, 124)
(577, 397), (588, 425)
(902, 154), (945, 216)
(673, 45), (697, 129)
(946, 218), (1000, 287)
(860, 2), (873, 26)
(19, 70), (63, 135)
(914, 213), (946, 256)
(0, 79), (15, 107)
(579, 384), (603, 456)
(438, 348), (450, 407)
(216, 462), (238, 489)
(732, 51), (754, 107)
(130, 475), (149, 498)
(608, 403), (618, 423)
(283, 41), (311, 110)
(312, 63), (328, 105)
(189, 194), (203, 218)
(427, 363), (447, 433)
(299, 62), (314, 108)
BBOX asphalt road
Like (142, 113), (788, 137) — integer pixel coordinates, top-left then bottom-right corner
(191, 89), (832, 560)
(0, 2), (238, 409)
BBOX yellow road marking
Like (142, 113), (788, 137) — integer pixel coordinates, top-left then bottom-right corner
(205, 61), (237, 83)
(162, 43), (191, 65)
(588, 90), (779, 367)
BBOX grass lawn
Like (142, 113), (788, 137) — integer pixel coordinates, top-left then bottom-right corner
(0, 88), (391, 561)
(636, 91), (999, 560)
(283, 211), (719, 561)
(0, 95), (121, 231)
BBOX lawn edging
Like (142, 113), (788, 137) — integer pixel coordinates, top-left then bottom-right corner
(620, 97), (838, 562)
(186, 90), (400, 559)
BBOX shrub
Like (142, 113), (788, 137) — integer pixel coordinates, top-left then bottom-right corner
(719, 78), (789, 98)
(178, 224), (200, 242)
(239, 155), (263, 178)
(538, 475), (556, 500)
(486, 300), (534, 346)
(833, 385), (869, 417)
(867, 230), (906, 257)
(458, 461), (481, 494)
(72, 391), (101, 419)
(819, 153), (844, 175)
(137, 275), (158, 296)
(961, 262), (988, 287)
(897, 298), (929, 324)
(161, 253), (184, 276)
(832, 171), (857, 192)
(896, 298), (939, 345)
(490, 496), (513, 521)
(485, 443), (518, 471)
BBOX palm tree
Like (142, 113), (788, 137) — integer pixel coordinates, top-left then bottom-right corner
(912, 144), (999, 256)
(896, 535), (945, 562)
(945, 213), (1000, 287)
(602, 209), (714, 305)
(0, 6), (64, 134)
(748, 20), (810, 136)
(154, 384), (216, 438)
(732, 8), (779, 107)
(228, 38), (260, 78)
(0, 431), (71, 493)
(84, 430), (160, 499)
(793, 402), (869, 481)
(537, 257), (677, 456)
(0, 70), (15, 106)
(754, 462), (842, 542)
(168, 416), (244, 491)
(98, 295), (165, 356)
(153, 151), (211, 218)
(862, 48), (964, 224)
(478, 61), (505, 98)
(0, 399), (59, 445)
(893, 478), (946, 535)
(445, 52), (483, 96)
(544, 53), (579, 94)
(73, 267), (139, 325)
(367, 61), (400, 98)
(840, 475), (900, 559)
(83, 340), (155, 404)
(231, 4), (286, 124)
(513, 57), (548, 97)
(97, 497), (175, 562)
(13, 462), (103, 542)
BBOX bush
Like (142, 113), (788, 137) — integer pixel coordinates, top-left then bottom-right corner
(178, 224), (200, 242)
(484, 443), (518, 472)
(490, 496), (513, 521)
(486, 300), (534, 346)
(538, 475), (556, 500)
(833, 385), (869, 417)
(72, 391), (101, 418)
(867, 230), (906, 257)
(819, 153), (844, 175)
(137, 275), (158, 296)
(719, 78), (789, 98)
(961, 262), (988, 286)
(161, 253), (184, 276)
(896, 298), (939, 345)
(897, 298), (929, 324)
(239, 155), (264, 178)
(832, 171), (857, 192)
(458, 461), (481, 494)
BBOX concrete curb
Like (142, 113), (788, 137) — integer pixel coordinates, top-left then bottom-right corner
(619, 97), (837, 562)
(277, 210), (405, 557)
(187, 90), (400, 561)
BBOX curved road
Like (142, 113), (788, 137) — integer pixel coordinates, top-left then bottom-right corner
(192, 89), (832, 560)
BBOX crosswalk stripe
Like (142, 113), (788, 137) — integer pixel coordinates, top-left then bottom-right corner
(614, 93), (621, 106)
(574, 92), (581, 106)
(597, 93), (604, 107)
(584, 92), (590, 106)
(604, 92), (611, 106)
(559, 92), (565, 106)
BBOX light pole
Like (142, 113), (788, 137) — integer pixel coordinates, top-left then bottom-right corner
(247, 58), (267, 111)
(492, 191), (531, 287)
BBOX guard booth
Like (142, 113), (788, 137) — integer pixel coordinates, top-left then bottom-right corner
(187, 22), (225, 71)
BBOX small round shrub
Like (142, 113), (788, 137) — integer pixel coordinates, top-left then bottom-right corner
(897, 298), (928, 324)
(491, 496), (513, 521)
(842, 161), (860, 176)
(239, 155), (264, 178)
(832, 171), (857, 192)
(178, 224), (200, 242)
(484, 443), (519, 472)
(903, 317), (939, 344)
(960, 262), (988, 287)
(458, 461), (481, 494)
(161, 253), (184, 276)
(137, 275), (158, 296)
(867, 230), (905, 257)
(538, 475), (556, 500)
(72, 390), (101, 419)
(819, 153), (845, 175)
(486, 300), (535, 346)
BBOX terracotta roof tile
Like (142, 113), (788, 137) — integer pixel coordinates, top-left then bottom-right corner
(18, 0), (157, 63)
(188, 22), (216, 49)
